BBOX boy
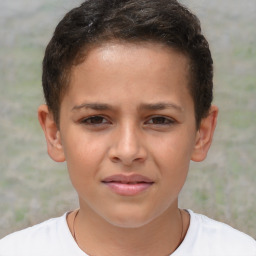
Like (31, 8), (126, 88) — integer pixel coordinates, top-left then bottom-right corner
(0, 0), (255, 255)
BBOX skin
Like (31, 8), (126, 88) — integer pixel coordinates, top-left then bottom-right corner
(38, 42), (218, 256)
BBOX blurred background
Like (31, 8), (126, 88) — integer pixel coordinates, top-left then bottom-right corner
(0, 0), (255, 238)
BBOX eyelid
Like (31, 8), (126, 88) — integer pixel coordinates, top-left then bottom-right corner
(78, 115), (176, 127)
(145, 115), (176, 125)
(80, 115), (111, 125)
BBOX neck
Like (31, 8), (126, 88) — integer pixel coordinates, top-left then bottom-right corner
(68, 201), (188, 256)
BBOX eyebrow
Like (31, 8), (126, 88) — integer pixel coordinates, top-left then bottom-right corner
(139, 102), (184, 112)
(72, 102), (183, 112)
(72, 103), (113, 111)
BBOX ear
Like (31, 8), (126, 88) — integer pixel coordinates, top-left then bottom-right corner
(38, 104), (65, 162)
(191, 105), (218, 162)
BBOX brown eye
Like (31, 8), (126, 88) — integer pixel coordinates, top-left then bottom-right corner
(81, 116), (108, 125)
(147, 116), (174, 125)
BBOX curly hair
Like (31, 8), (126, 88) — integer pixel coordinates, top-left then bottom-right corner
(42, 0), (213, 128)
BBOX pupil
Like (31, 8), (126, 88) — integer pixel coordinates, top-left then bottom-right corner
(153, 117), (165, 124)
(92, 116), (103, 124)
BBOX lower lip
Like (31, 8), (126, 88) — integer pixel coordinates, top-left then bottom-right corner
(103, 182), (153, 196)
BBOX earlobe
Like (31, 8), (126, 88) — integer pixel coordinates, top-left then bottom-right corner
(191, 105), (218, 162)
(38, 104), (66, 162)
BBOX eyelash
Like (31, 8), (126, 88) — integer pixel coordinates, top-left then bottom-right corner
(145, 116), (175, 126)
(80, 115), (175, 127)
(80, 115), (110, 125)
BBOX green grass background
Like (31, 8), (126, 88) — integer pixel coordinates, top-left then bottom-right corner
(0, 0), (255, 238)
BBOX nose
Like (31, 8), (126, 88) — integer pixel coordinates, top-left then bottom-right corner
(108, 122), (147, 166)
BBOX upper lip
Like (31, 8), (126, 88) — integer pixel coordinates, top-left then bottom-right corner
(102, 174), (154, 184)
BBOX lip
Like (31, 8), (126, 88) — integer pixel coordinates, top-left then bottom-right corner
(102, 174), (154, 196)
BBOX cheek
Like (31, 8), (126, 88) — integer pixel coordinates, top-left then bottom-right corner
(62, 133), (107, 184)
(150, 130), (195, 166)
(148, 130), (195, 190)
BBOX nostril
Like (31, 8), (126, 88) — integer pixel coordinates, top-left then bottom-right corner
(134, 157), (144, 162)
(111, 156), (120, 163)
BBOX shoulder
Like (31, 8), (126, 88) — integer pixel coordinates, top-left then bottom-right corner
(181, 210), (256, 256)
(190, 211), (256, 256)
(192, 210), (255, 243)
(0, 213), (79, 256)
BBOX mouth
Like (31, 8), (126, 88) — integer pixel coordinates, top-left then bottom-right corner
(102, 174), (154, 196)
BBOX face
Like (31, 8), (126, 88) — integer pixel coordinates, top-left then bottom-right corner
(55, 43), (201, 228)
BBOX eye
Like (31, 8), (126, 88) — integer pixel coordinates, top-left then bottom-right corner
(80, 115), (109, 125)
(146, 116), (175, 125)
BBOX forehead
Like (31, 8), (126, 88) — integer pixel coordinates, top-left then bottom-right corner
(64, 42), (192, 110)
(76, 42), (190, 76)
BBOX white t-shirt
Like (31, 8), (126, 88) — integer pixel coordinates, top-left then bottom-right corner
(0, 210), (255, 256)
